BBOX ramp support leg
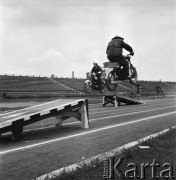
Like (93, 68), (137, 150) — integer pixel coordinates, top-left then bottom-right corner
(114, 96), (117, 107)
(102, 96), (105, 106)
(79, 100), (89, 129)
(11, 119), (24, 142)
(118, 100), (121, 106)
(102, 96), (117, 107)
(55, 99), (89, 129)
(11, 127), (23, 142)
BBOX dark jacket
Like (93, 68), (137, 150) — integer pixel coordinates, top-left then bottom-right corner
(106, 36), (133, 57)
(91, 65), (102, 74)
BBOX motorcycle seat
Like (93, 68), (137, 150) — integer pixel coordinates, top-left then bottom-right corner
(103, 62), (120, 68)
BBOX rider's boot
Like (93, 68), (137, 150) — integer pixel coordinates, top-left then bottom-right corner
(98, 79), (103, 89)
(114, 74), (119, 80)
(113, 70), (118, 80)
(124, 76), (130, 81)
(123, 71), (130, 80)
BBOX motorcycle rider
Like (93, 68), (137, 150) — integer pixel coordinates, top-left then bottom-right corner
(91, 62), (103, 88)
(106, 36), (134, 80)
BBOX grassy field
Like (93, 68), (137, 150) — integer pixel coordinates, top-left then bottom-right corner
(47, 128), (176, 180)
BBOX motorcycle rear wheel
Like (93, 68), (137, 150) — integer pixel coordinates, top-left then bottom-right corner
(84, 82), (92, 93)
(105, 72), (118, 91)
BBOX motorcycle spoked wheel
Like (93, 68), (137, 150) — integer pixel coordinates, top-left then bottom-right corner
(84, 82), (92, 93)
(105, 71), (118, 91)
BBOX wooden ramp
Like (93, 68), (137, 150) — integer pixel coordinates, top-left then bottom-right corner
(102, 95), (142, 107)
(0, 99), (89, 141)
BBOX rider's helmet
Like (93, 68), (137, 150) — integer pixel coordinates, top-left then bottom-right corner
(112, 35), (124, 40)
(93, 62), (98, 66)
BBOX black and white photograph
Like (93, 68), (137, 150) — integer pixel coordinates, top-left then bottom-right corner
(0, 0), (176, 179)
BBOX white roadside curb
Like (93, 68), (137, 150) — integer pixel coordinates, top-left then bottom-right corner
(35, 126), (176, 180)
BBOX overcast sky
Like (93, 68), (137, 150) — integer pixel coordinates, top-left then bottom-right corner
(0, 0), (176, 81)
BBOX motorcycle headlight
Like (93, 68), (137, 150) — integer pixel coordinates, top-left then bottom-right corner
(94, 76), (98, 80)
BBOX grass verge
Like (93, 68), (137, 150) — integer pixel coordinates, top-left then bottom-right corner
(43, 128), (176, 180)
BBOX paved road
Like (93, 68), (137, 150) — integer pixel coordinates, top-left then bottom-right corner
(0, 97), (176, 180)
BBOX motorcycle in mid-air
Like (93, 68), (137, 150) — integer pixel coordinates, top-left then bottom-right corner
(103, 54), (138, 91)
(84, 72), (105, 93)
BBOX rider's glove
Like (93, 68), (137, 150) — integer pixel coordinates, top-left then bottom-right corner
(130, 51), (134, 56)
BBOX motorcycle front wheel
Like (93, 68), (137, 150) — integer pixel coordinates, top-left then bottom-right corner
(105, 72), (118, 91)
(84, 82), (92, 93)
